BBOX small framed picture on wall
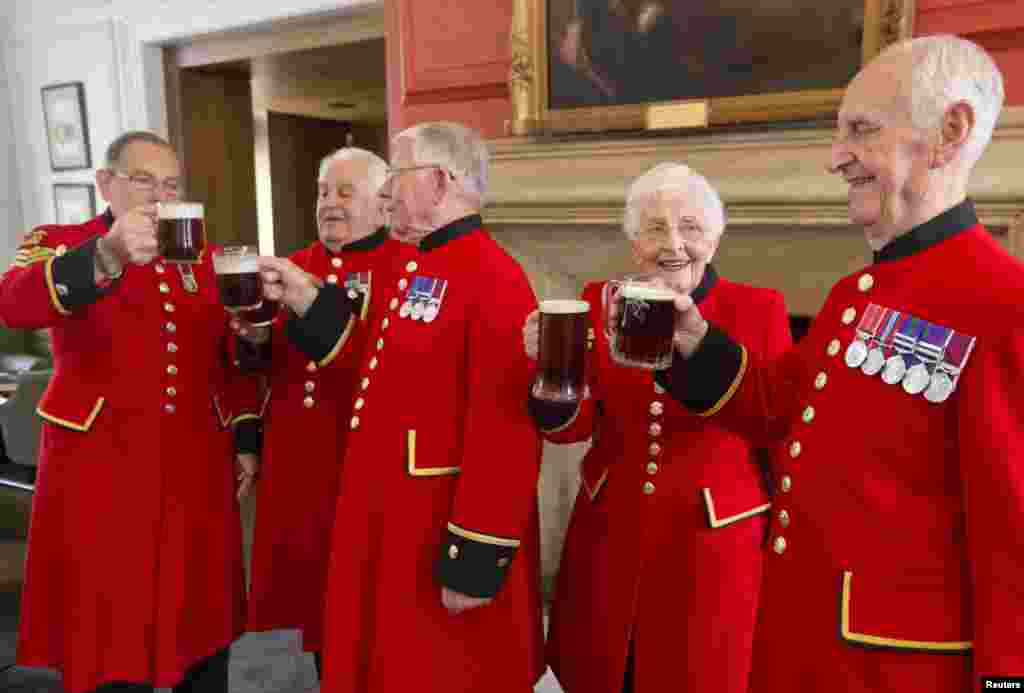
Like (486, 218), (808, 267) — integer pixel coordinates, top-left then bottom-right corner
(41, 81), (92, 172)
(53, 183), (97, 225)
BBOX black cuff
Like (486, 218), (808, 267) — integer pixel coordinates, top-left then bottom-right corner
(435, 528), (518, 599)
(233, 417), (263, 455)
(527, 390), (580, 433)
(50, 237), (116, 311)
(235, 335), (272, 373)
(285, 285), (354, 363)
(654, 323), (744, 414)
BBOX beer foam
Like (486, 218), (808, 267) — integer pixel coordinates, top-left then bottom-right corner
(540, 300), (590, 314)
(158, 202), (204, 219)
(214, 254), (259, 274)
(620, 284), (675, 301)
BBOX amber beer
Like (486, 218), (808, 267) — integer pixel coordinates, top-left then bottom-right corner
(608, 281), (676, 370)
(157, 202), (206, 263)
(532, 300), (590, 403)
(213, 245), (263, 312)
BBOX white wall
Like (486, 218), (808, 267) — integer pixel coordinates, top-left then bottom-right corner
(0, 0), (380, 263)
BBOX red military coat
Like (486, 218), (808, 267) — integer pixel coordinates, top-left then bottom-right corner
(246, 230), (412, 653)
(543, 270), (791, 693)
(0, 213), (254, 692)
(662, 201), (1024, 689)
(315, 216), (545, 693)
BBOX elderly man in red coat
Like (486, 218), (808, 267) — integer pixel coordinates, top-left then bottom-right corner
(0, 131), (260, 693)
(660, 35), (1024, 690)
(235, 146), (412, 683)
(257, 121), (545, 692)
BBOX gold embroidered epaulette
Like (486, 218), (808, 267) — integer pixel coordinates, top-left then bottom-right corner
(12, 245), (56, 268)
(17, 229), (48, 250)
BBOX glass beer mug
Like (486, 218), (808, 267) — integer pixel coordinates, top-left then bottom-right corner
(603, 275), (677, 370)
(156, 201), (206, 263)
(213, 245), (263, 313)
(531, 299), (590, 404)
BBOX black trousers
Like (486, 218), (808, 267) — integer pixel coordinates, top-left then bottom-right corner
(91, 648), (230, 693)
(313, 651), (322, 681)
(622, 639), (635, 693)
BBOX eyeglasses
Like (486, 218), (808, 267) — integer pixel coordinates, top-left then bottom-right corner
(637, 222), (709, 244)
(384, 164), (455, 182)
(109, 170), (180, 195)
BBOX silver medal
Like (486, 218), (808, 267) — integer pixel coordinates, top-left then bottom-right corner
(411, 301), (425, 321)
(422, 302), (439, 323)
(399, 301), (413, 319)
(844, 339), (869, 369)
(178, 265), (198, 293)
(881, 354), (907, 385)
(924, 371), (954, 403)
(901, 363), (930, 395)
(861, 348), (886, 376)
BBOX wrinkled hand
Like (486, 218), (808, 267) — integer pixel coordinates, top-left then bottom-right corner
(670, 292), (709, 359)
(522, 310), (539, 361)
(441, 587), (493, 615)
(257, 256), (321, 318)
(101, 204), (159, 267)
(228, 316), (271, 345)
(234, 453), (259, 501)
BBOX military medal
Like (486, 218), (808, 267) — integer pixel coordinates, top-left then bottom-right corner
(422, 279), (447, 323)
(845, 303), (883, 369)
(902, 321), (953, 395)
(411, 278), (434, 321)
(924, 331), (976, 403)
(400, 276), (425, 319)
(345, 270), (372, 320)
(177, 264), (199, 293)
(862, 309), (899, 376)
(881, 315), (924, 385)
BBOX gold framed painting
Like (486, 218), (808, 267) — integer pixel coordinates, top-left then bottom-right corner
(509, 0), (916, 135)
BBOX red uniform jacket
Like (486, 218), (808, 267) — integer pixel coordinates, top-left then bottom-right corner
(660, 201), (1024, 689)
(541, 271), (791, 693)
(0, 213), (256, 692)
(293, 216), (544, 692)
(246, 230), (412, 652)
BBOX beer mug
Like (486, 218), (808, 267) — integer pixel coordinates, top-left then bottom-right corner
(531, 300), (590, 404)
(213, 245), (263, 313)
(604, 275), (676, 370)
(157, 201), (206, 263)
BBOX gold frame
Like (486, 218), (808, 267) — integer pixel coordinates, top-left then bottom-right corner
(509, 0), (916, 135)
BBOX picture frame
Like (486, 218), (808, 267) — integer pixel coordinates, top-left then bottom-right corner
(509, 0), (916, 136)
(53, 183), (97, 225)
(41, 82), (92, 171)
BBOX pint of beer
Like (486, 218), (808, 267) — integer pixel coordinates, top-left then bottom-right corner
(157, 202), (206, 263)
(531, 300), (590, 404)
(604, 277), (676, 370)
(213, 245), (263, 312)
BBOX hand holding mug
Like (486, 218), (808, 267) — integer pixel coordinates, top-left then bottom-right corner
(257, 256), (322, 318)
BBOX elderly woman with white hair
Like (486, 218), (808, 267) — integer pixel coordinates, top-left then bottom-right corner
(524, 162), (791, 693)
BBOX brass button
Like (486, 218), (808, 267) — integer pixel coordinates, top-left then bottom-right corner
(448, 544), (459, 559)
(649, 401), (664, 417)
(155, 264), (165, 274)
(382, 318), (390, 330)
(167, 365), (178, 375)
(326, 274), (338, 284)
(303, 396), (315, 408)
(653, 382), (666, 395)
(331, 257), (342, 268)
(159, 282), (170, 294)
(789, 441), (802, 458)
(646, 462), (658, 475)
(778, 510), (790, 528)
(773, 536), (787, 554)
(648, 422), (662, 437)
(354, 398), (365, 410)
(827, 339), (840, 357)
(780, 475), (792, 493)
(361, 377), (370, 390)
(841, 307), (856, 325)
(389, 298), (399, 311)
(376, 338), (384, 350)
(648, 443), (662, 457)
(167, 342), (178, 353)
(164, 403), (176, 414)
(814, 372), (827, 390)
(802, 406), (815, 424)
(406, 261), (418, 272)
(496, 557), (510, 568)
(350, 416), (360, 430)
(165, 322), (176, 333)
(398, 278), (408, 290)
(369, 357), (378, 370)
(643, 481), (655, 495)
(166, 387), (176, 397)
(305, 381), (315, 393)
(306, 361), (317, 373)
(858, 274), (874, 292)
(164, 302), (174, 313)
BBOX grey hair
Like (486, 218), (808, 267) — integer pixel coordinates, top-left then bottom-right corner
(318, 146), (389, 194)
(623, 163), (726, 240)
(104, 130), (174, 169)
(884, 35), (1004, 169)
(394, 121), (489, 205)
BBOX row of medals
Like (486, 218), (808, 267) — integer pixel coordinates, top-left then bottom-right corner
(398, 277), (446, 323)
(843, 306), (968, 404)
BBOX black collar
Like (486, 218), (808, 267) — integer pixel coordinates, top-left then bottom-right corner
(419, 214), (481, 253)
(873, 199), (977, 264)
(691, 264), (718, 305)
(342, 227), (389, 253)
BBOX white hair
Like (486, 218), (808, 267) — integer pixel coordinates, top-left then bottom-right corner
(623, 163), (726, 240)
(885, 35), (1004, 169)
(317, 147), (389, 195)
(394, 121), (489, 205)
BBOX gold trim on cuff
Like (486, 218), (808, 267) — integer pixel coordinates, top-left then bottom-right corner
(447, 522), (521, 548)
(839, 571), (972, 653)
(702, 488), (770, 529)
(230, 413), (261, 427)
(318, 314), (355, 368)
(37, 397), (105, 432)
(406, 429), (461, 477)
(699, 344), (748, 418)
(584, 467), (609, 501)
(540, 399), (582, 435)
(44, 256), (72, 316)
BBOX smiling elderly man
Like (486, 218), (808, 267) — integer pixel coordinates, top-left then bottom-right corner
(658, 35), (1024, 690)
